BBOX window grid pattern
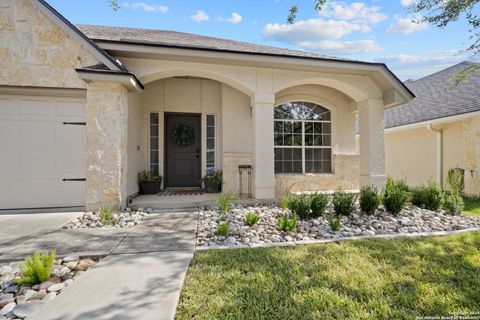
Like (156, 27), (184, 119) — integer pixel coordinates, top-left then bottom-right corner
(274, 102), (332, 174)
(206, 115), (215, 170)
(149, 113), (159, 173)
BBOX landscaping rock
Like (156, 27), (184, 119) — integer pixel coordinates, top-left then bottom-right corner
(0, 295), (14, 308)
(0, 302), (15, 316)
(0, 267), (12, 277)
(47, 283), (64, 293)
(76, 259), (95, 272)
(38, 281), (55, 291)
(12, 300), (44, 319)
(27, 290), (46, 301)
(62, 256), (79, 263)
(42, 292), (56, 302)
(63, 210), (148, 229)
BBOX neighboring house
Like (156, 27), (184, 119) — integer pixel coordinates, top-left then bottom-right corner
(0, 0), (413, 212)
(384, 62), (480, 195)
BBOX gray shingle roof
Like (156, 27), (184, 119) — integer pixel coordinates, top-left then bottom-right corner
(385, 61), (480, 129)
(75, 24), (356, 62)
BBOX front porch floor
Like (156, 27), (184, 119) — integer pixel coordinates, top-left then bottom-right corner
(130, 193), (219, 210)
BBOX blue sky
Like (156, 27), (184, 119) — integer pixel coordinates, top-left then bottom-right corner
(47, 0), (478, 80)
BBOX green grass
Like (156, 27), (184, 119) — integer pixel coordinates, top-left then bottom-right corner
(462, 195), (480, 215)
(176, 232), (480, 320)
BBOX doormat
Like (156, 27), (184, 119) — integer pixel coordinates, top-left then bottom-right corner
(158, 189), (205, 196)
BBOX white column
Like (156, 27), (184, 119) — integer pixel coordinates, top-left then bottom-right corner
(85, 82), (129, 211)
(251, 93), (276, 199)
(358, 98), (386, 188)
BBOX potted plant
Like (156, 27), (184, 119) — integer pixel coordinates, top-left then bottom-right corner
(201, 169), (223, 193)
(138, 170), (162, 195)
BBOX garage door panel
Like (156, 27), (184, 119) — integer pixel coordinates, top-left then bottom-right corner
(0, 93), (86, 210)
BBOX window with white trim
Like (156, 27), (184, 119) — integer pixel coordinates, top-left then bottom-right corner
(274, 102), (332, 174)
(149, 113), (159, 173)
(206, 114), (216, 170)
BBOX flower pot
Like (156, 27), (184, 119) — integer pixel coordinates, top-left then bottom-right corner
(141, 181), (161, 195)
(204, 181), (221, 193)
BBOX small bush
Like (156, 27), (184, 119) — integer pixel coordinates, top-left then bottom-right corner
(281, 194), (291, 210)
(217, 193), (234, 213)
(328, 212), (341, 231)
(99, 205), (113, 224)
(16, 250), (56, 286)
(410, 185), (427, 207)
(447, 168), (465, 195)
(382, 177), (409, 215)
(217, 222), (229, 236)
(278, 213), (297, 232)
(286, 195), (311, 220)
(359, 185), (380, 215)
(310, 193), (328, 217)
(332, 190), (356, 216)
(245, 212), (260, 226)
(444, 194), (464, 215)
(423, 180), (444, 210)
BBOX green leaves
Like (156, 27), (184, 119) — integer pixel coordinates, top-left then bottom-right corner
(278, 213), (297, 232)
(287, 5), (298, 24)
(217, 222), (229, 236)
(245, 212), (261, 226)
(16, 250), (56, 286)
(360, 185), (381, 215)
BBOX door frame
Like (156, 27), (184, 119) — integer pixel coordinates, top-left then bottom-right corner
(163, 112), (202, 188)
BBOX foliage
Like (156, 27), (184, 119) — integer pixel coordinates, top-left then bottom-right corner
(245, 212), (261, 226)
(278, 213), (297, 232)
(310, 193), (329, 218)
(359, 185), (380, 215)
(16, 250), (56, 286)
(382, 177), (409, 215)
(99, 205), (113, 224)
(447, 168), (465, 195)
(217, 193), (234, 213)
(281, 193), (291, 210)
(108, 0), (120, 11)
(201, 170), (223, 192)
(423, 180), (444, 210)
(462, 195), (480, 215)
(217, 222), (229, 236)
(444, 194), (465, 215)
(327, 212), (341, 231)
(138, 170), (162, 183)
(286, 194), (312, 219)
(332, 190), (356, 216)
(287, 5), (298, 24)
(410, 185), (427, 207)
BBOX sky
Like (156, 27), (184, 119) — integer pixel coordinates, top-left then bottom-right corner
(46, 0), (479, 80)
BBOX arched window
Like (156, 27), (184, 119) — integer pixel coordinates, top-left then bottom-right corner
(274, 102), (332, 174)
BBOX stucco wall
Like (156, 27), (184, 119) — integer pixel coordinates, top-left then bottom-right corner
(0, 0), (97, 88)
(127, 93), (142, 196)
(463, 116), (480, 194)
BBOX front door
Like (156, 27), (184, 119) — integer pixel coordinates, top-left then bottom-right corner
(165, 114), (201, 188)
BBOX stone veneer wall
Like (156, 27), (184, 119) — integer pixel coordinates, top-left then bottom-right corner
(463, 116), (480, 195)
(275, 154), (360, 198)
(0, 0), (97, 88)
(86, 82), (129, 211)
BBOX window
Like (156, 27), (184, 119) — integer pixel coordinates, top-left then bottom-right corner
(149, 113), (159, 173)
(274, 102), (332, 174)
(206, 115), (215, 170)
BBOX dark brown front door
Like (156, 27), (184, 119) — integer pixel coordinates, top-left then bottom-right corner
(165, 114), (201, 188)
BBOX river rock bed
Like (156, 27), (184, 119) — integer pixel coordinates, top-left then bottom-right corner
(196, 204), (480, 248)
(0, 256), (97, 319)
(63, 209), (150, 229)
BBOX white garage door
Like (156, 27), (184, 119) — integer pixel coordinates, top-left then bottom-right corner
(0, 93), (86, 210)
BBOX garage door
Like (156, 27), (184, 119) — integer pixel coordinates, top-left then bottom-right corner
(0, 93), (86, 210)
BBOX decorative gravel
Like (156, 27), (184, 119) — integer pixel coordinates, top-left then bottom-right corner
(196, 204), (480, 248)
(63, 208), (150, 229)
(0, 256), (97, 319)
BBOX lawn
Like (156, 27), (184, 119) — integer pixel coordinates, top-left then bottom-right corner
(463, 195), (480, 215)
(176, 232), (480, 320)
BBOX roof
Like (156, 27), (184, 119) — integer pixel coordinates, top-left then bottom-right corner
(385, 61), (480, 129)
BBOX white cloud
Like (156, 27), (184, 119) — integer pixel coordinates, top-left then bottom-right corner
(191, 10), (209, 22)
(263, 19), (382, 54)
(386, 15), (428, 35)
(400, 0), (417, 7)
(225, 12), (242, 24)
(320, 2), (388, 25)
(122, 2), (168, 13)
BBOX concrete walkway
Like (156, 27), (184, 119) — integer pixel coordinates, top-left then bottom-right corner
(0, 211), (198, 320)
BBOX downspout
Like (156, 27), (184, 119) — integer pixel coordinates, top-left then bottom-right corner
(427, 124), (443, 188)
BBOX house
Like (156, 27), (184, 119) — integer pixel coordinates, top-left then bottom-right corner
(384, 61), (480, 195)
(0, 0), (413, 212)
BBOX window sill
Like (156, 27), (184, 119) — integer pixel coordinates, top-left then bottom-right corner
(275, 172), (335, 177)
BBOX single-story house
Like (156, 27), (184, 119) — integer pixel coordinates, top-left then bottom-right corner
(383, 61), (480, 195)
(0, 0), (414, 212)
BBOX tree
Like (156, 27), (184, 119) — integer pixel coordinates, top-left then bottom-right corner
(287, 5), (298, 24)
(109, 0), (120, 11)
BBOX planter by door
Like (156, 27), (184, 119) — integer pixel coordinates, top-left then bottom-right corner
(141, 181), (162, 195)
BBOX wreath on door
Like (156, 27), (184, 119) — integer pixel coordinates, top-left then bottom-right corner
(172, 124), (195, 146)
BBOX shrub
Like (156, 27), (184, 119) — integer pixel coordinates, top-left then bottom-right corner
(99, 205), (113, 224)
(217, 222), (229, 236)
(359, 185), (380, 215)
(444, 194), (464, 215)
(447, 168), (465, 195)
(245, 212), (260, 226)
(16, 250), (56, 286)
(383, 177), (409, 215)
(217, 193), (234, 213)
(410, 185), (427, 207)
(286, 195), (311, 220)
(281, 194), (291, 210)
(332, 190), (356, 216)
(327, 212), (341, 231)
(278, 213), (297, 232)
(310, 193), (328, 217)
(423, 180), (444, 210)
